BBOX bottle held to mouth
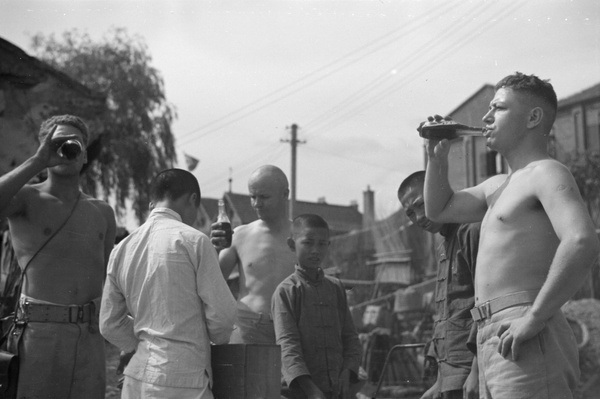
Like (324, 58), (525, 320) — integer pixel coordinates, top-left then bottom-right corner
(55, 139), (83, 160)
(419, 121), (484, 140)
(216, 199), (233, 247)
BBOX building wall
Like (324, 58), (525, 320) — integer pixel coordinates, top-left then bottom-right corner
(446, 85), (496, 190)
(440, 83), (600, 191)
(553, 99), (600, 161)
(0, 38), (105, 177)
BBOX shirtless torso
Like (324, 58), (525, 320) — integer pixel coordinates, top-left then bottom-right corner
(221, 218), (296, 314)
(423, 75), (600, 395)
(0, 121), (116, 306)
(214, 165), (296, 323)
(8, 185), (115, 305)
(475, 162), (559, 304)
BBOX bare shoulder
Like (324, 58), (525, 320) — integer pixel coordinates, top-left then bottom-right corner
(4, 184), (45, 219)
(526, 159), (576, 187)
(530, 158), (571, 176)
(82, 194), (115, 218)
(481, 173), (509, 195)
(233, 220), (264, 237)
(232, 222), (254, 240)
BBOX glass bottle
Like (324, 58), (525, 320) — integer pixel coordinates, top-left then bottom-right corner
(56, 139), (83, 160)
(419, 121), (483, 140)
(216, 199), (232, 247)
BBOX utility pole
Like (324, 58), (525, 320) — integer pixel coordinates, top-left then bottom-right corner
(281, 124), (305, 219)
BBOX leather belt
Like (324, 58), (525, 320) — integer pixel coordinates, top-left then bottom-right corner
(471, 290), (538, 322)
(18, 300), (95, 323)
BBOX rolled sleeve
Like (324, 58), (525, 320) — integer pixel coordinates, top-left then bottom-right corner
(100, 253), (138, 352)
(196, 238), (236, 345)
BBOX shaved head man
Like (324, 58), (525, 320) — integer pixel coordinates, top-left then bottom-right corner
(211, 165), (296, 344)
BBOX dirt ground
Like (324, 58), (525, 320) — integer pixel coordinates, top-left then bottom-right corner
(104, 299), (600, 399)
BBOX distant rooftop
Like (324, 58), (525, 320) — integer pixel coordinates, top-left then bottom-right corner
(558, 82), (600, 109)
(214, 192), (363, 236)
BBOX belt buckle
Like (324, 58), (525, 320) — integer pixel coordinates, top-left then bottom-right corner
(479, 301), (492, 320)
(17, 300), (31, 322)
(69, 305), (84, 323)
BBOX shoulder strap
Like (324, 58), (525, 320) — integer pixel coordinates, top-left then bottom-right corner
(15, 191), (82, 303)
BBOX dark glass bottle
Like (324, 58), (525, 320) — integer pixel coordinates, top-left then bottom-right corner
(216, 199), (232, 247)
(419, 122), (483, 140)
(56, 139), (83, 160)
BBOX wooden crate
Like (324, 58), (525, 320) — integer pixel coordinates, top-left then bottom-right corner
(211, 344), (281, 399)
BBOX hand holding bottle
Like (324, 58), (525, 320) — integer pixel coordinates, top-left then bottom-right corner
(210, 199), (233, 250)
(417, 114), (482, 140)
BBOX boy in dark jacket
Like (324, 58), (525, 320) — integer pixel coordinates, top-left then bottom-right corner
(272, 214), (362, 399)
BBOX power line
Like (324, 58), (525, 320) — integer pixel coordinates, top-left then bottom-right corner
(303, 144), (398, 172)
(175, 0), (462, 147)
(302, 1), (525, 139)
(301, 0), (490, 135)
(196, 143), (288, 193)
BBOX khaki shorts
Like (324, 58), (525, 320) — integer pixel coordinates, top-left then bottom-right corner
(17, 296), (105, 399)
(476, 305), (579, 399)
(229, 307), (276, 344)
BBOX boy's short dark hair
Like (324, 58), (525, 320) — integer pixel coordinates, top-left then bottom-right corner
(150, 169), (201, 207)
(39, 115), (90, 146)
(398, 171), (425, 200)
(495, 72), (557, 113)
(291, 214), (329, 237)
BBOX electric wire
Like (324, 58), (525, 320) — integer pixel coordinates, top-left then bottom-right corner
(302, 1), (525, 139)
(175, 0), (463, 147)
(301, 1), (490, 135)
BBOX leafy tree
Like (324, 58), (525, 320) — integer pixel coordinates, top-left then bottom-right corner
(30, 28), (177, 223)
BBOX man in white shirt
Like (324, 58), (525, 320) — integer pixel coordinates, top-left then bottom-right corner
(100, 168), (237, 399)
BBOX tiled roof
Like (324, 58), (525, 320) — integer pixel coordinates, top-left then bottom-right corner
(447, 84), (494, 116)
(200, 197), (219, 222)
(558, 82), (600, 109)
(224, 192), (257, 225)
(0, 37), (105, 105)
(293, 199), (362, 235)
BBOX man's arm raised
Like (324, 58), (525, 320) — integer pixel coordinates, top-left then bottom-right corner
(0, 126), (66, 218)
(497, 161), (600, 360)
(424, 138), (489, 224)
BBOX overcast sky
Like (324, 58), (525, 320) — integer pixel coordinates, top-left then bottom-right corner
(1, 0), (599, 225)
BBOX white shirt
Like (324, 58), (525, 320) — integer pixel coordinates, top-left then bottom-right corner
(100, 207), (236, 389)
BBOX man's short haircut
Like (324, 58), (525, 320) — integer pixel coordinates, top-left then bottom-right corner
(249, 165), (289, 191)
(398, 171), (425, 200)
(291, 214), (329, 237)
(39, 115), (90, 146)
(150, 169), (201, 207)
(495, 72), (558, 114)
